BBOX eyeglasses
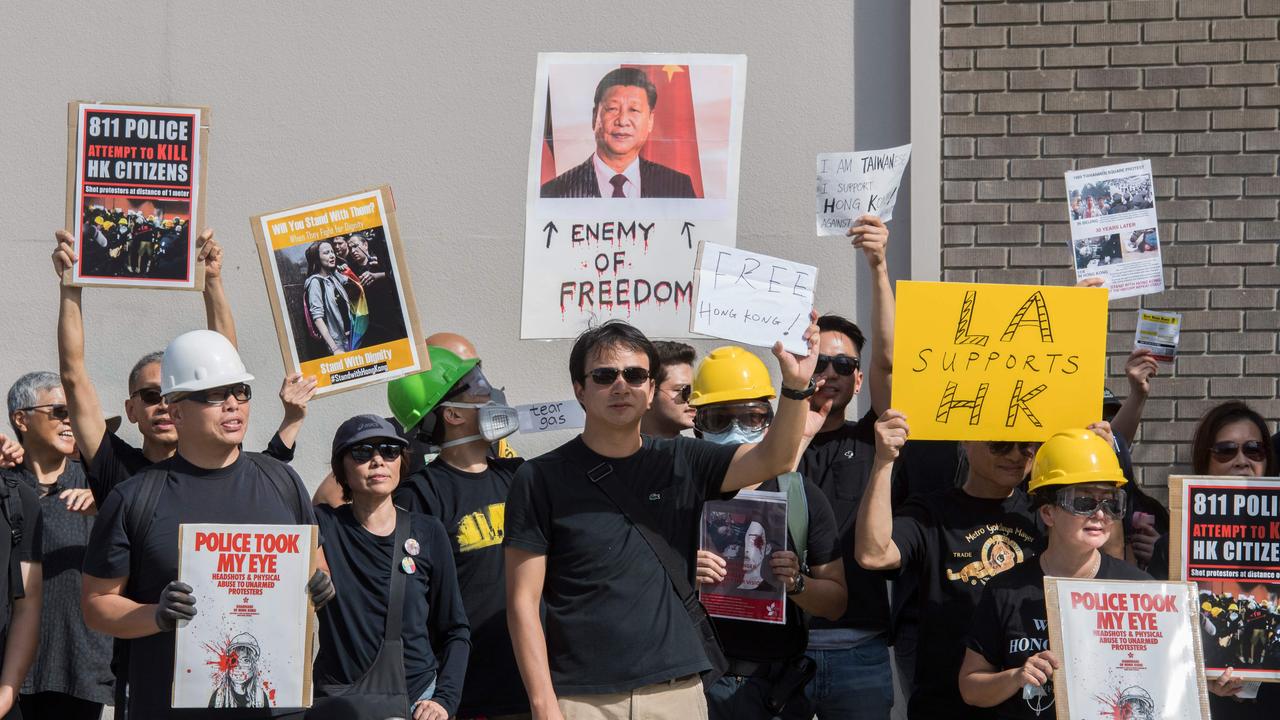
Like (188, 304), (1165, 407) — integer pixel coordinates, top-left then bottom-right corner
(665, 384), (692, 404)
(348, 443), (405, 463)
(586, 367), (651, 386)
(1211, 440), (1267, 464)
(814, 354), (860, 376)
(130, 387), (167, 406)
(694, 401), (774, 434)
(1055, 487), (1126, 518)
(987, 441), (1039, 457)
(20, 404), (70, 421)
(181, 383), (252, 405)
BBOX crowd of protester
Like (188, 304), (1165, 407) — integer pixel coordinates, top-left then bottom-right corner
(0, 206), (1271, 720)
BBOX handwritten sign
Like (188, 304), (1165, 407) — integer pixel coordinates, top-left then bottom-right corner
(1046, 578), (1209, 720)
(516, 400), (586, 434)
(690, 241), (816, 355)
(815, 143), (911, 235)
(891, 281), (1107, 441)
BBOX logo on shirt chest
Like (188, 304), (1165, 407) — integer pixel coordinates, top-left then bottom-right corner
(945, 523), (1035, 586)
(456, 502), (505, 553)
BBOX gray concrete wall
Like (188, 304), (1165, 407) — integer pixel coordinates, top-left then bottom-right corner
(1, 1), (865, 488)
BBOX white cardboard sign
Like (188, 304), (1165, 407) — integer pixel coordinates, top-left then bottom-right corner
(815, 143), (912, 235)
(516, 400), (586, 434)
(690, 241), (815, 355)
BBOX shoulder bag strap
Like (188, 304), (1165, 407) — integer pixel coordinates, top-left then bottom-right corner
(385, 509), (410, 643)
(778, 472), (808, 565)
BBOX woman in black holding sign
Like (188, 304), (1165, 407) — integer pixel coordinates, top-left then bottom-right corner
(957, 428), (1149, 719)
(309, 415), (470, 720)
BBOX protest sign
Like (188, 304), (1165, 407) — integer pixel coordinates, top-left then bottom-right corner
(1170, 476), (1280, 682)
(690, 241), (815, 355)
(815, 143), (911, 235)
(252, 186), (427, 397)
(1064, 160), (1163, 300)
(1135, 310), (1181, 364)
(521, 52), (748, 339)
(173, 524), (317, 709)
(700, 489), (788, 625)
(516, 400), (586, 434)
(891, 281), (1107, 441)
(65, 101), (208, 290)
(1045, 577), (1209, 720)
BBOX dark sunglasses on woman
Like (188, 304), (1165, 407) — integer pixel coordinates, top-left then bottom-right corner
(814, 354), (860, 376)
(1055, 487), (1126, 518)
(1211, 440), (1266, 463)
(20, 403), (70, 421)
(587, 367), (651, 386)
(694, 401), (774, 434)
(986, 441), (1039, 457)
(348, 443), (405, 463)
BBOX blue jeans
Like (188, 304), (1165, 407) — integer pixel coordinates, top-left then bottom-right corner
(801, 637), (894, 720)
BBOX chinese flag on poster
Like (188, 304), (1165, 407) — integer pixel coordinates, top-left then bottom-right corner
(624, 64), (704, 198)
(540, 86), (557, 186)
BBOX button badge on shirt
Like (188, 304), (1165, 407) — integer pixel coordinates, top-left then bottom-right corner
(404, 538), (420, 557)
(401, 556), (417, 575)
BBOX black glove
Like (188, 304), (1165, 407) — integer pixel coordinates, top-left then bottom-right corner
(308, 569), (336, 609)
(155, 580), (197, 632)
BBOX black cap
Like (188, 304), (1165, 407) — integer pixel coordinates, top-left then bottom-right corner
(330, 414), (406, 460)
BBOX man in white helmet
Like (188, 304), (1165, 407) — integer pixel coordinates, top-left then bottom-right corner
(81, 330), (334, 720)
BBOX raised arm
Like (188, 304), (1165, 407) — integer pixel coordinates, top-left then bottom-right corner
(197, 229), (238, 347)
(854, 409), (908, 571)
(722, 313), (821, 492)
(849, 214), (894, 415)
(54, 231), (108, 464)
(505, 547), (564, 720)
(1111, 348), (1157, 446)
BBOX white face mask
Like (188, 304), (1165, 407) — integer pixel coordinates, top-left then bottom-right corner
(437, 401), (519, 448)
(701, 423), (766, 446)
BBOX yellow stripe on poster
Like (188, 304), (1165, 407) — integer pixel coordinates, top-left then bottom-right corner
(265, 195), (384, 249)
(301, 337), (416, 390)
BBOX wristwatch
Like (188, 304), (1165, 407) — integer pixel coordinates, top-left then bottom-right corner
(787, 573), (807, 596)
(780, 377), (818, 401)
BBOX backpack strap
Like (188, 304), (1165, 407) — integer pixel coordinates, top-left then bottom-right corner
(0, 472), (23, 549)
(778, 472), (809, 566)
(245, 453), (306, 524)
(125, 468), (169, 593)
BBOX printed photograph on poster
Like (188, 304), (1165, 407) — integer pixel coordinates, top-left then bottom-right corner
(1045, 577), (1210, 720)
(521, 52), (748, 340)
(690, 241), (816, 355)
(252, 187), (427, 396)
(1169, 476), (1280, 681)
(65, 101), (207, 289)
(815, 143), (911, 235)
(1063, 160), (1163, 300)
(173, 524), (317, 709)
(699, 490), (787, 625)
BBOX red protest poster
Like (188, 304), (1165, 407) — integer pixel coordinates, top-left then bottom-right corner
(699, 490), (787, 625)
(173, 524), (317, 709)
(1171, 476), (1280, 682)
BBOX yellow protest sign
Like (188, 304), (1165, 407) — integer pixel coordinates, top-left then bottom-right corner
(891, 281), (1108, 441)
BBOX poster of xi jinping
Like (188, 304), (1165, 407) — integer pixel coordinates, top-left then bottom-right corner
(521, 52), (747, 340)
(65, 101), (208, 290)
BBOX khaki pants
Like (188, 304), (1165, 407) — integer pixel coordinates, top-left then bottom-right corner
(559, 675), (708, 720)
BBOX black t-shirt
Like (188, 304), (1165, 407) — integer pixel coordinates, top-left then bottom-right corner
(313, 505), (469, 715)
(966, 554), (1150, 720)
(711, 475), (841, 663)
(798, 412), (902, 634)
(504, 434), (738, 695)
(393, 457), (528, 716)
(0, 474), (43, 631)
(82, 453), (317, 719)
(891, 487), (1043, 719)
(86, 429), (298, 507)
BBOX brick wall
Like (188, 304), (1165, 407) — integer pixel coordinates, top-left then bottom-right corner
(939, 0), (1280, 498)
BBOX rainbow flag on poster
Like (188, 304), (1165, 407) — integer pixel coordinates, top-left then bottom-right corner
(340, 265), (369, 351)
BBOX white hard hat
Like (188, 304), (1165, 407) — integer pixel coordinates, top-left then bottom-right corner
(160, 330), (254, 397)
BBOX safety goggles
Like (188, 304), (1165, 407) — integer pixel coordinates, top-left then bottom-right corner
(130, 387), (167, 406)
(20, 403), (70, 421)
(1055, 486), (1126, 518)
(987, 441), (1040, 457)
(182, 383), (252, 405)
(348, 443), (405, 464)
(665, 384), (693, 404)
(694, 401), (774, 434)
(1211, 440), (1266, 464)
(814, 354), (860, 376)
(586, 366), (651, 386)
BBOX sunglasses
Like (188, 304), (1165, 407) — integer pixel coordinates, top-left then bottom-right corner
(1211, 440), (1267, 464)
(348, 443), (405, 464)
(130, 387), (167, 406)
(1056, 487), (1126, 518)
(182, 383), (252, 405)
(586, 367), (651, 386)
(21, 403), (70, 421)
(666, 384), (693, 404)
(694, 401), (774, 434)
(987, 441), (1039, 457)
(814, 354), (860, 377)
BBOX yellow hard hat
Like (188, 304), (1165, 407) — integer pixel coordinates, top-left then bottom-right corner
(1230, 603), (1239, 611)
(93, 216), (104, 226)
(1028, 428), (1127, 494)
(1202, 601), (1212, 611)
(102, 221), (115, 230)
(690, 346), (775, 407)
